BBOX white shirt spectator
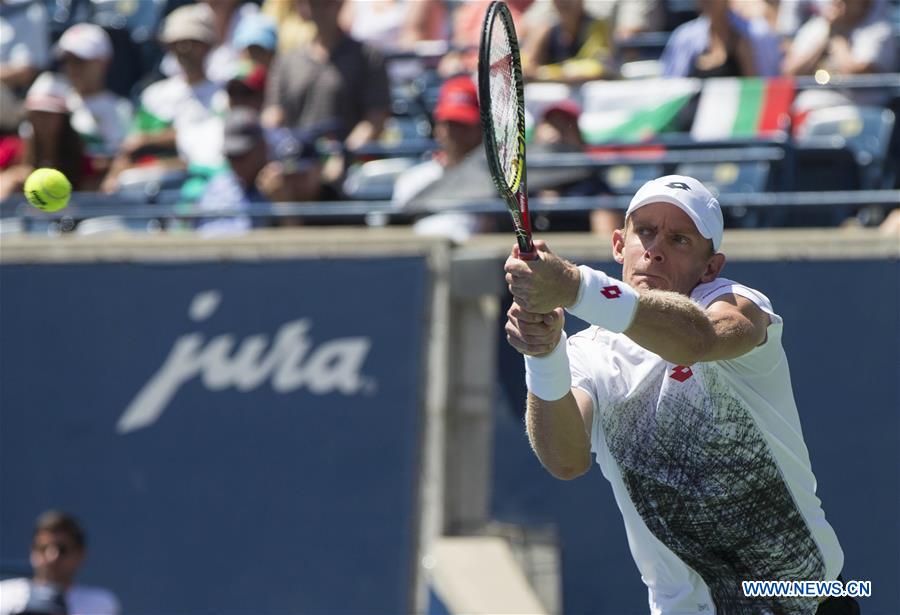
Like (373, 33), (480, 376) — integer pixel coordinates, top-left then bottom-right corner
(135, 74), (228, 169)
(391, 158), (443, 209)
(0, 578), (120, 615)
(69, 90), (133, 157)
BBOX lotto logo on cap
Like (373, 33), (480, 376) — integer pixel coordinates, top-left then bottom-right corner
(626, 175), (724, 251)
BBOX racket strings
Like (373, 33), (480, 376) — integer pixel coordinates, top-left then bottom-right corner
(488, 18), (520, 190)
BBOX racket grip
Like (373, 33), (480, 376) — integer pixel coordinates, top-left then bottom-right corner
(514, 240), (537, 261)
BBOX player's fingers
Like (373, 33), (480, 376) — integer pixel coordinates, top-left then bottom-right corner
(505, 322), (532, 354)
(506, 272), (529, 287)
(532, 239), (553, 255)
(509, 276), (536, 297)
(512, 293), (532, 312)
(504, 257), (532, 276)
(542, 308), (564, 327)
(509, 303), (543, 323)
(507, 331), (556, 357)
(519, 323), (557, 345)
(509, 281), (532, 299)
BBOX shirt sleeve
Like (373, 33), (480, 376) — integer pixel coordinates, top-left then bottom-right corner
(691, 278), (785, 374)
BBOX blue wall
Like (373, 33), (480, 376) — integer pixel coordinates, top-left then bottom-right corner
(493, 259), (900, 615)
(0, 257), (430, 614)
(2, 254), (896, 614)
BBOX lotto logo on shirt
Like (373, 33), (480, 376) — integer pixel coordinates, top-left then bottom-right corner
(670, 365), (693, 382)
(602, 285), (622, 299)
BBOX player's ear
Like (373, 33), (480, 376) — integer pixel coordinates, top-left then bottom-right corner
(612, 228), (625, 264)
(700, 252), (726, 283)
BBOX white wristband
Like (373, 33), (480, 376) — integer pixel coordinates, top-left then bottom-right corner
(524, 332), (571, 401)
(565, 265), (639, 333)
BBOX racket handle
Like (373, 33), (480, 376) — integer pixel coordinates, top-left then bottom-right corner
(515, 240), (536, 261)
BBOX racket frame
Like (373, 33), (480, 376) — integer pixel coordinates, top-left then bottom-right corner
(478, 0), (534, 257)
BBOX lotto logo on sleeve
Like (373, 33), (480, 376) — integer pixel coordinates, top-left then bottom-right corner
(601, 286), (622, 299)
(670, 365), (693, 382)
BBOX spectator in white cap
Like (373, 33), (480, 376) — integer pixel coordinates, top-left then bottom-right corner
(102, 3), (228, 193)
(503, 175), (850, 614)
(54, 23), (133, 184)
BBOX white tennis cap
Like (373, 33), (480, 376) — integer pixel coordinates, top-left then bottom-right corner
(57, 23), (113, 61)
(626, 175), (724, 251)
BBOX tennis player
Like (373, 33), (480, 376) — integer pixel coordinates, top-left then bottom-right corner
(504, 175), (855, 614)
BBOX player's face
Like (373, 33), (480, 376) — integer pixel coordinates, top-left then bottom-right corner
(613, 202), (722, 295)
(31, 530), (84, 586)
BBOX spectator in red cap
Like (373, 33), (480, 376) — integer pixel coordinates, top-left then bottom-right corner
(392, 75), (483, 208)
(532, 99), (621, 235)
(534, 99), (584, 147)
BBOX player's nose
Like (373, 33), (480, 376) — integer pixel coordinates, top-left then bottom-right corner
(642, 238), (665, 262)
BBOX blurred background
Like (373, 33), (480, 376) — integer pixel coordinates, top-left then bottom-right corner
(0, 0), (898, 613)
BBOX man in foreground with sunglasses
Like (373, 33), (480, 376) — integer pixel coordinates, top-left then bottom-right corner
(504, 175), (858, 614)
(0, 510), (119, 614)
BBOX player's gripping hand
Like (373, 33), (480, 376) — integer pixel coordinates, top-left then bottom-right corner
(505, 240), (580, 314)
(506, 302), (565, 357)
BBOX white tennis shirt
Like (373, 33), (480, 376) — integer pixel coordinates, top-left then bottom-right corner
(567, 277), (843, 615)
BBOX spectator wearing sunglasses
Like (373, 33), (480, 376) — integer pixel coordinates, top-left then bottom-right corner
(0, 510), (120, 615)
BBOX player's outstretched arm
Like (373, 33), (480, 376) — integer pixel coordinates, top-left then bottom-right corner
(506, 302), (592, 480)
(625, 291), (769, 365)
(505, 241), (768, 364)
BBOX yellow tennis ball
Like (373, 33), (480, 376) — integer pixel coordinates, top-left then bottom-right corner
(24, 168), (72, 212)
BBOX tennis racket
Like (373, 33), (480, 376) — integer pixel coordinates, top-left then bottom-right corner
(478, 1), (534, 258)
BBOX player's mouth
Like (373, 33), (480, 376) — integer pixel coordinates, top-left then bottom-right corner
(631, 272), (668, 289)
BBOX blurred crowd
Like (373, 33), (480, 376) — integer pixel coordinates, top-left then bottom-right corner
(0, 0), (898, 235)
